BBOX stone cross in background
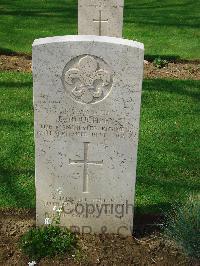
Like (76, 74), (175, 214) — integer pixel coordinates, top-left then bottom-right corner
(78, 0), (124, 37)
(93, 10), (108, 36)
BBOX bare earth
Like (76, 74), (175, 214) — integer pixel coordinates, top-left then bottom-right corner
(0, 54), (200, 80)
(0, 209), (199, 265)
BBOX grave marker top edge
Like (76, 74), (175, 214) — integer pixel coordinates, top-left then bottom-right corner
(32, 35), (144, 51)
(78, 0), (124, 6)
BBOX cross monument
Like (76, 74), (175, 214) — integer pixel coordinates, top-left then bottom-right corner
(78, 0), (124, 37)
(69, 142), (103, 193)
(93, 10), (108, 36)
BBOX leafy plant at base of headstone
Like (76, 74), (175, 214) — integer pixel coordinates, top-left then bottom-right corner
(19, 225), (77, 261)
(153, 57), (168, 68)
(19, 191), (77, 261)
(164, 194), (200, 260)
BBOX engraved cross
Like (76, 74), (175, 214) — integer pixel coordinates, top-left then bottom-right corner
(69, 142), (103, 193)
(93, 10), (108, 36)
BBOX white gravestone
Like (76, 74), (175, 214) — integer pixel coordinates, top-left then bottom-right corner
(33, 35), (144, 235)
(78, 0), (124, 37)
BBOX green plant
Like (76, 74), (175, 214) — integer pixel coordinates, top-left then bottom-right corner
(19, 187), (77, 261)
(164, 194), (200, 259)
(19, 225), (77, 261)
(153, 57), (168, 68)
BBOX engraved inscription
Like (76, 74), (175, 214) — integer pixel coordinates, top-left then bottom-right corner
(62, 55), (113, 104)
(69, 142), (103, 193)
(93, 10), (108, 36)
(36, 110), (136, 140)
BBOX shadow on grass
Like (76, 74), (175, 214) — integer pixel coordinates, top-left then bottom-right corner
(0, 117), (34, 209)
(143, 79), (200, 100)
(144, 54), (200, 63)
(0, 47), (23, 56)
(1, 8), (76, 17)
(145, 54), (181, 63)
(0, 1), (77, 23)
(124, 0), (199, 28)
(0, 118), (33, 128)
(0, 166), (35, 208)
(126, 0), (196, 10)
(0, 47), (33, 57)
(134, 205), (166, 237)
(0, 80), (32, 89)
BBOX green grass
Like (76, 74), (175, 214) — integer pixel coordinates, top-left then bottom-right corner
(0, 71), (199, 212)
(0, 72), (34, 208)
(136, 79), (200, 213)
(0, 0), (199, 59)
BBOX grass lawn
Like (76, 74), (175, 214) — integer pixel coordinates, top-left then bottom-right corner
(0, 71), (199, 213)
(0, 0), (199, 59)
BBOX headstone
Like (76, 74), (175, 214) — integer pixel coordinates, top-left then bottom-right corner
(33, 35), (144, 235)
(78, 0), (124, 37)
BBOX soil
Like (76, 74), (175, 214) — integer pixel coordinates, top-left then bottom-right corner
(0, 55), (32, 73)
(144, 60), (200, 80)
(0, 209), (198, 266)
(0, 54), (200, 80)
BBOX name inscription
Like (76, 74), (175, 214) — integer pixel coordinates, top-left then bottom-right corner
(36, 110), (136, 139)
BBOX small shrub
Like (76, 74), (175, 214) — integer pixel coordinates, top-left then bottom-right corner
(153, 57), (168, 68)
(164, 194), (200, 259)
(19, 225), (77, 261)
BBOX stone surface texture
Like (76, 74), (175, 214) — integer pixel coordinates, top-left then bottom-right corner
(33, 35), (144, 235)
(78, 0), (124, 37)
